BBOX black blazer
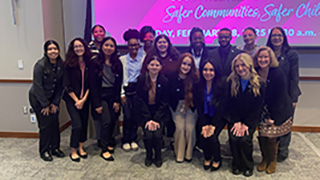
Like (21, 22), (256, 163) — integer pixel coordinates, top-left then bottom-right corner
(135, 73), (169, 124)
(194, 79), (228, 128)
(260, 67), (293, 125)
(208, 46), (243, 81)
(186, 46), (210, 69)
(277, 49), (301, 103)
(229, 80), (265, 129)
(63, 63), (90, 104)
(89, 57), (123, 109)
(29, 56), (65, 108)
(167, 72), (197, 112)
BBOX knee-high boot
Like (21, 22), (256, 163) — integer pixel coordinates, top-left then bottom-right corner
(266, 139), (279, 174)
(257, 137), (268, 172)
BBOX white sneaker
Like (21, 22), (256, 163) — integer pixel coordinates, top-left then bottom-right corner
(131, 142), (139, 151)
(122, 143), (131, 151)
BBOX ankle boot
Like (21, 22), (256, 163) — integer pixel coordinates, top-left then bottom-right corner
(257, 137), (268, 172)
(266, 140), (279, 174)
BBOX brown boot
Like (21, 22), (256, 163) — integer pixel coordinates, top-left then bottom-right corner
(257, 137), (268, 172)
(266, 140), (279, 174)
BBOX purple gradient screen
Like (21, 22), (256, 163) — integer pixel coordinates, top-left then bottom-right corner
(94, 0), (320, 46)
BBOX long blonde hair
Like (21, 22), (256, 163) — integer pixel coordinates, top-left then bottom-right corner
(227, 53), (261, 97)
(252, 46), (279, 68)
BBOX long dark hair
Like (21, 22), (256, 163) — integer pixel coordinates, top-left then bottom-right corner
(143, 55), (162, 91)
(43, 40), (62, 61)
(266, 27), (291, 54)
(65, 38), (92, 68)
(95, 37), (121, 76)
(147, 34), (180, 60)
(177, 53), (199, 109)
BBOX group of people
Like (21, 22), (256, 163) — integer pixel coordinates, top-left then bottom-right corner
(29, 25), (300, 177)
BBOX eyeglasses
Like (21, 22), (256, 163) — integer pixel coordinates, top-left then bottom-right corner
(271, 34), (283, 38)
(243, 34), (254, 38)
(74, 45), (84, 48)
(219, 36), (231, 39)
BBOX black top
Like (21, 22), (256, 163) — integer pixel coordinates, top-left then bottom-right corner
(136, 73), (169, 124)
(194, 79), (228, 128)
(63, 63), (90, 104)
(229, 80), (265, 129)
(29, 56), (64, 108)
(259, 67), (293, 125)
(208, 46), (243, 81)
(89, 57), (123, 109)
(277, 49), (301, 103)
(167, 72), (196, 112)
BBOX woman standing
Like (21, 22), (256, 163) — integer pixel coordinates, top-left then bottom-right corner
(120, 29), (145, 151)
(29, 40), (65, 161)
(253, 46), (293, 173)
(266, 27), (301, 162)
(237, 27), (260, 57)
(195, 60), (227, 171)
(138, 26), (155, 57)
(89, 37), (123, 161)
(168, 53), (199, 163)
(141, 34), (180, 75)
(136, 55), (169, 167)
(227, 53), (265, 177)
(64, 38), (92, 162)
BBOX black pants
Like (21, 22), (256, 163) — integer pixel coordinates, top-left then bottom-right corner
(199, 121), (225, 162)
(66, 100), (89, 148)
(228, 125), (255, 171)
(29, 93), (60, 155)
(122, 94), (138, 144)
(143, 104), (163, 160)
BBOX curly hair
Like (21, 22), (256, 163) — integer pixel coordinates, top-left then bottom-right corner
(65, 38), (92, 68)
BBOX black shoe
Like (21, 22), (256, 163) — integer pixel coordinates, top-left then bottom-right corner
(154, 159), (163, 168)
(203, 161), (211, 170)
(107, 146), (114, 154)
(52, 149), (65, 158)
(77, 150), (88, 159)
(211, 161), (222, 171)
(243, 169), (253, 177)
(69, 154), (80, 162)
(40, 151), (53, 161)
(277, 155), (287, 162)
(100, 152), (114, 161)
(232, 168), (242, 175)
(184, 158), (192, 163)
(145, 158), (152, 167)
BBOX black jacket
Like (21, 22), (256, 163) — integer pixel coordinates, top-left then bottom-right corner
(89, 57), (123, 109)
(194, 79), (228, 128)
(63, 63), (90, 104)
(135, 73), (169, 124)
(260, 67), (293, 125)
(167, 72), (197, 112)
(29, 56), (64, 108)
(229, 80), (265, 129)
(208, 46), (243, 81)
(277, 49), (301, 102)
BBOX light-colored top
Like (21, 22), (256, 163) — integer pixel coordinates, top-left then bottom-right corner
(236, 44), (260, 57)
(191, 48), (203, 69)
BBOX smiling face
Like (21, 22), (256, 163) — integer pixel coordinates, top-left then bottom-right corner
(128, 38), (140, 55)
(243, 29), (257, 45)
(46, 43), (59, 60)
(102, 39), (115, 57)
(218, 30), (231, 47)
(180, 56), (192, 75)
(202, 62), (215, 82)
(235, 59), (250, 79)
(271, 29), (284, 48)
(93, 26), (106, 43)
(147, 59), (162, 75)
(191, 31), (204, 50)
(73, 40), (85, 57)
(257, 50), (271, 69)
(156, 37), (169, 53)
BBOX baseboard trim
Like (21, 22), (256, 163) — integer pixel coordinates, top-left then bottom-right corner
(0, 120), (72, 139)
